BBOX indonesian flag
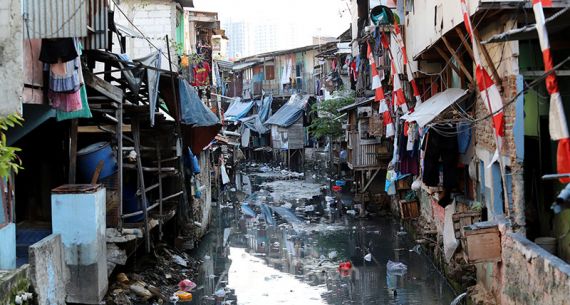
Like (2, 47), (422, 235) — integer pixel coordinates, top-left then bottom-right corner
(367, 42), (382, 89)
(532, 0), (570, 182)
(380, 99), (395, 138)
(393, 21), (422, 106)
(461, 0), (505, 163)
(392, 61), (408, 113)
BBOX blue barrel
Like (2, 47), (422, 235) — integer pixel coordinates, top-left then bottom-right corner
(335, 180), (346, 187)
(123, 186), (144, 223)
(77, 142), (118, 183)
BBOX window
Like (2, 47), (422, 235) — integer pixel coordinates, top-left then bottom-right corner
(265, 65), (275, 80)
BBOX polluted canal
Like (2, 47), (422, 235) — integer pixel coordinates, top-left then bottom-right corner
(189, 164), (458, 305)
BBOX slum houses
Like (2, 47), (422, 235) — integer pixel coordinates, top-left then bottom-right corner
(0, 0), (239, 304)
(213, 44), (336, 170)
(337, 0), (570, 304)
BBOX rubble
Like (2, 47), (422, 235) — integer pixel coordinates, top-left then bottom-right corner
(105, 245), (202, 305)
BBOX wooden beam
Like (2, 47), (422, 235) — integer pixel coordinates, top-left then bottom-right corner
(474, 29), (502, 87)
(68, 119), (78, 184)
(441, 37), (475, 85)
(455, 27), (475, 61)
(360, 167), (381, 194)
(434, 46), (464, 81)
(84, 70), (124, 103)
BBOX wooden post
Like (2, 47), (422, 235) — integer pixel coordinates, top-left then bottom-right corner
(441, 37), (475, 85)
(132, 117), (151, 253)
(116, 103), (124, 230)
(474, 29), (503, 88)
(435, 46), (464, 83)
(454, 27), (475, 61)
(166, 35), (191, 222)
(156, 140), (164, 241)
(69, 119), (78, 184)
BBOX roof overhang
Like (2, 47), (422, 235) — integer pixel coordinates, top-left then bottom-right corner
(401, 88), (470, 127)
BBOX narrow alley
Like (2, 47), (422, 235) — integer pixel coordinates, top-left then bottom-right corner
(1, 0), (570, 305)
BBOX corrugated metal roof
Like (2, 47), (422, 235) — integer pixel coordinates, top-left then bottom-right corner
(23, 0), (88, 39)
(265, 94), (311, 127)
(83, 0), (109, 50)
(401, 88), (469, 127)
(232, 61), (260, 71)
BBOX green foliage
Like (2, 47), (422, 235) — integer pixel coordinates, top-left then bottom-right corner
(308, 91), (355, 140)
(0, 114), (23, 178)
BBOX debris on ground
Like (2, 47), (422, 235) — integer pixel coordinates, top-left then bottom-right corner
(105, 245), (202, 305)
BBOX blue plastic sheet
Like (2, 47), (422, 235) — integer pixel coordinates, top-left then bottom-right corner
(265, 94), (310, 127)
(179, 79), (220, 127)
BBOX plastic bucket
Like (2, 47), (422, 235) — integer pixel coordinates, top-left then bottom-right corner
(77, 142), (118, 182)
(535, 237), (557, 254)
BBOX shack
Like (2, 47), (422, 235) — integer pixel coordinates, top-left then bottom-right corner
(265, 94), (312, 169)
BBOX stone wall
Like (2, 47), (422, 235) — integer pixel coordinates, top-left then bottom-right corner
(0, 0), (23, 116)
(28, 234), (68, 305)
(499, 232), (570, 305)
(0, 265), (30, 305)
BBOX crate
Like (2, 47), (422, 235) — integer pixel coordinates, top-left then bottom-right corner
(452, 211), (481, 239)
(396, 175), (413, 190)
(399, 200), (420, 219)
(462, 223), (501, 264)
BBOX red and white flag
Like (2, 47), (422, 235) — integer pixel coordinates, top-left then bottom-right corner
(461, 0), (505, 163)
(367, 42), (382, 89)
(393, 21), (422, 106)
(532, 0), (570, 182)
(379, 99), (395, 138)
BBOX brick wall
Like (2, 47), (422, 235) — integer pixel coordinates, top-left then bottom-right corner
(0, 0), (23, 116)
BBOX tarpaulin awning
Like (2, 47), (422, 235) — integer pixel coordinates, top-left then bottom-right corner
(224, 98), (254, 121)
(482, 7), (570, 44)
(401, 88), (469, 127)
(265, 94), (310, 128)
(178, 79), (221, 154)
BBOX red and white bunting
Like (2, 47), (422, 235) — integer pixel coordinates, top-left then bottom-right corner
(393, 21), (422, 106)
(532, 0), (570, 182)
(461, 0), (505, 162)
(392, 60), (408, 113)
(367, 42), (382, 89)
(379, 99), (395, 138)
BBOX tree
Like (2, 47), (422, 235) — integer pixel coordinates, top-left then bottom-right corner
(0, 114), (23, 178)
(308, 90), (354, 140)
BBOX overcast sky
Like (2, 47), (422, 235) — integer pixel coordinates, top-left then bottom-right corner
(192, 0), (351, 38)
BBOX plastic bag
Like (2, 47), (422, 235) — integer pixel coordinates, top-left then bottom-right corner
(386, 260), (407, 275)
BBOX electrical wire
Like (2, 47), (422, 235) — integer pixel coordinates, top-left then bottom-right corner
(110, 0), (172, 63)
(23, 0), (87, 37)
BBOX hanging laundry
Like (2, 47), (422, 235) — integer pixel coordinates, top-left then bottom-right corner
(422, 125), (458, 190)
(56, 40), (92, 121)
(39, 38), (78, 64)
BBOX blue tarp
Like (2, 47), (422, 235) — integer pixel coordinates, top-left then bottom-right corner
(258, 95), (273, 122)
(224, 98), (254, 121)
(241, 204), (257, 218)
(265, 94), (310, 127)
(179, 79), (220, 127)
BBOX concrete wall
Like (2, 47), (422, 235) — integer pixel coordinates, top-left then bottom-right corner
(494, 233), (570, 305)
(113, 0), (177, 70)
(0, 223), (16, 270)
(0, 0), (23, 116)
(0, 265), (30, 305)
(28, 234), (68, 305)
(51, 187), (107, 304)
(193, 151), (213, 237)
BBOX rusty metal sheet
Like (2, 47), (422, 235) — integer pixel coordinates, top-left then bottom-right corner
(23, 0), (88, 39)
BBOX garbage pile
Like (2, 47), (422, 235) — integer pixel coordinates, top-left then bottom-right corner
(105, 245), (202, 305)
